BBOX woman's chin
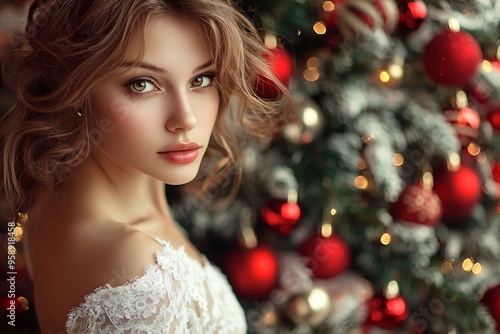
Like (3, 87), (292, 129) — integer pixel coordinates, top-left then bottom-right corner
(163, 173), (198, 186)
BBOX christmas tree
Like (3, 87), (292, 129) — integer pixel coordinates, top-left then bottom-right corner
(173, 0), (500, 333)
(2, 0), (500, 333)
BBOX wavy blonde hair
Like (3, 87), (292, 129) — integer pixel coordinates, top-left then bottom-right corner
(0, 0), (291, 217)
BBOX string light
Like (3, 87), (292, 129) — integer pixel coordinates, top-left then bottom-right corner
(380, 233), (391, 245)
(392, 153), (404, 167)
(304, 56), (321, 82)
(441, 259), (454, 274)
(379, 71), (390, 83)
(462, 258), (474, 272)
(322, 1), (335, 12)
(313, 21), (327, 35)
(482, 60), (493, 73)
(354, 176), (368, 190)
(472, 262), (482, 275)
(303, 68), (320, 81)
(467, 142), (481, 156)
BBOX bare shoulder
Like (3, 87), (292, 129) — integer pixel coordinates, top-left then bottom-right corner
(28, 217), (163, 333)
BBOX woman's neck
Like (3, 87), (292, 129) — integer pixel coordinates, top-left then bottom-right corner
(58, 153), (172, 225)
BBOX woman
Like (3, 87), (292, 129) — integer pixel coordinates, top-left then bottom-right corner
(0, 0), (290, 332)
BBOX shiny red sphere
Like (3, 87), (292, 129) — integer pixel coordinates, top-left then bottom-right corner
(433, 164), (482, 224)
(422, 30), (482, 87)
(300, 234), (351, 279)
(223, 244), (279, 300)
(392, 184), (442, 226)
(367, 294), (409, 329)
(260, 200), (301, 235)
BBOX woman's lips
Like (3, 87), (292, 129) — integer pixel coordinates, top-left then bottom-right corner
(157, 142), (201, 164)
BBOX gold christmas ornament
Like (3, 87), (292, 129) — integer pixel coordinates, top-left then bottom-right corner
(282, 96), (325, 145)
(286, 286), (331, 327)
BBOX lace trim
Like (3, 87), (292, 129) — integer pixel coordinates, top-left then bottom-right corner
(65, 235), (247, 333)
(66, 239), (200, 330)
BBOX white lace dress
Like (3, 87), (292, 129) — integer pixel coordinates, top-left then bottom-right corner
(65, 237), (247, 333)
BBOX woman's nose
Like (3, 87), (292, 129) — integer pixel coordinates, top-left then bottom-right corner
(165, 92), (197, 133)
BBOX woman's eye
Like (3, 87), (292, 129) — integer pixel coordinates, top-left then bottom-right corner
(190, 75), (214, 88)
(126, 78), (158, 94)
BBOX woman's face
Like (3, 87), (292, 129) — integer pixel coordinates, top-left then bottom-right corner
(90, 16), (219, 185)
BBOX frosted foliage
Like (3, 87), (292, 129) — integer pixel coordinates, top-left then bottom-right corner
(404, 102), (460, 155)
(474, 69), (500, 103)
(327, 133), (363, 170)
(321, 79), (404, 122)
(389, 222), (439, 267)
(427, 0), (500, 35)
(355, 114), (404, 201)
(329, 28), (393, 74)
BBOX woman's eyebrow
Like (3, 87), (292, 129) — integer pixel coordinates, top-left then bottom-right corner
(193, 60), (215, 73)
(119, 60), (215, 74)
(120, 61), (166, 73)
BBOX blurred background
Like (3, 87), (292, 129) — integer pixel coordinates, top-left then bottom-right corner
(2, 0), (500, 333)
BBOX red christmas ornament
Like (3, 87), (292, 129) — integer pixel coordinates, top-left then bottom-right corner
(254, 46), (293, 99)
(223, 244), (279, 300)
(443, 107), (481, 146)
(397, 0), (427, 35)
(482, 284), (500, 331)
(486, 106), (500, 131)
(260, 199), (301, 235)
(492, 162), (500, 183)
(366, 294), (409, 329)
(300, 234), (351, 279)
(391, 184), (442, 227)
(433, 164), (482, 224)
(422, 30), (482, 87)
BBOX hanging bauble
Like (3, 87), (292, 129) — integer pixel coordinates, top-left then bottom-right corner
(260, 199), (301, 235)
(391, 184), (442, 227)
(254, 46), (293, 99)
(443, 106), (481, 146)
(365, 293), (409, 329)
(486, 106), (500, 132)
(281, 96), (325, 145)
(396, 0), (427, 35)
(286, 286), (332, 327)
(433, 164), (482, 224)
(492, 162), (500, 183)
(482, 284), (500, 331)
(223, 243), (279, 300)
(421, 29), (482, 87)
(299, 234), (351, 279)
(323, 0), (399, 40)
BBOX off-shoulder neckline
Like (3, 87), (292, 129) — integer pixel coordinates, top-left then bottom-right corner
(66, 235), (211, 326)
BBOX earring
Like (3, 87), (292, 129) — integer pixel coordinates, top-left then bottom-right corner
(75, 109), (82, 117)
